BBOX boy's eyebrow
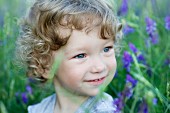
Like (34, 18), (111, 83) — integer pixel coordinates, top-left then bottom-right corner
(65, 40), (114, 55)
(65, 47), (86, 55)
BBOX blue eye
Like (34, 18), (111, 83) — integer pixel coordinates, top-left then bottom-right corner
(74, 54), (86, 59)
(103, 46), (113, 52)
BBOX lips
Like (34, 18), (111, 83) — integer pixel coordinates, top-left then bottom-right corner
(85, 77), (105, 82)
(84, 77), (106, 86)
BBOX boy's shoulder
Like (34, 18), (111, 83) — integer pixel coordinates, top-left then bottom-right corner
(76, 92), (119, 113)
(27, 94), (56, 113)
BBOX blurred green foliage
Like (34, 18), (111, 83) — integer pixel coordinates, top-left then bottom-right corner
(0, 0), (170, 113)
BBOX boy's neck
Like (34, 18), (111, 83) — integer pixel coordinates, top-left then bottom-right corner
(53, 79), (89, 113)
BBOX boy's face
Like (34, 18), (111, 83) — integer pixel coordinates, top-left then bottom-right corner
(53, 26), (117, 96)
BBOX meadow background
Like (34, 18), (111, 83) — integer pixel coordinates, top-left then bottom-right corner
(0, 0), (170, 113)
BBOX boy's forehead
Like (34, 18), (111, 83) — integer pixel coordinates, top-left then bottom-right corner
(58, 18), (102, 39)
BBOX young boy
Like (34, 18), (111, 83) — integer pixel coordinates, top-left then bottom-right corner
(16, 0), (122, 112)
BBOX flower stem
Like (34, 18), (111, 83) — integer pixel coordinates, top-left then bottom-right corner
(131, 54), (169, 108)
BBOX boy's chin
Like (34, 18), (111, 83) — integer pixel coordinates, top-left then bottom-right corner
(78, 89), (103, 97)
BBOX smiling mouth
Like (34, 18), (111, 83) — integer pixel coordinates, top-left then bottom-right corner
(84, 77), (106, 86)
(86, 77), (105, 82)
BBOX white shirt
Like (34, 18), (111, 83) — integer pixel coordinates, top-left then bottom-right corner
(28, 93), (119, 113)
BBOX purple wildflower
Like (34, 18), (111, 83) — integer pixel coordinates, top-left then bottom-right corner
(145, 17), (159, 45)
(128, 43), (146, 64)
(113, 74), (138, 112)
(153, 98), (158, 105)
(129, 43), (138, 54)
(122, 51), (133, 72)
(126, 74), (137, 87)
(124, 86), (133, 99)
(123, 25), (135, 35)
(137, 53), (146, 64)
(118, 0), (128, 16)
(28, 77), (36, 83)
(138, 100), (148, 113)
(143, 104), (148, 113)
(113, 97), (124, 112)
(116, 86), (133, 103)
(115, 75), (137, 101)
(21, 92), (28, 104)
(124, 74), (137, 98)
(26, 85), (32, 94)
(145, 17), (157, 35)
(149, 33), (159, 44)
(165, 16), (170, 30)
(165, 57), (170, 66)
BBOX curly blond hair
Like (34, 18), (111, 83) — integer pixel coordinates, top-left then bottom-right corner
(15, 0), (122, 83)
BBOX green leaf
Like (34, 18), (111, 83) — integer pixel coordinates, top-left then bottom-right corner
(0, 101), (8, 113)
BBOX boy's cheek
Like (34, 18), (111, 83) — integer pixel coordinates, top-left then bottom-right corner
(108, 57), (117, 71)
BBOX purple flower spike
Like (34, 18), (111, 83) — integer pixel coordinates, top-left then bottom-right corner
(124, 86), (133, 99)
(122, 51), (133, 72)
(21, 92), (28, 104)
(149, 33), (159, 44)
(137, 53), (146, 64)
(165, 57), (170, 65)
(126, 74), (137, 87)
(145, 17), (157, 35)
(118, 0), (128, 16)
(123, 25), (135, 35)
(129, 43), (138, 54)
(113, 98), (124, 112)
(26, 85), (32, 94)
(138, 101), (148, 113)
(145, 17), (159, 45)
(165, 16), (170, 30)
(153, 98), (158, 105)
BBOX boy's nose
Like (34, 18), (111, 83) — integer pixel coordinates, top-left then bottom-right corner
(90, 56), (106, 74)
